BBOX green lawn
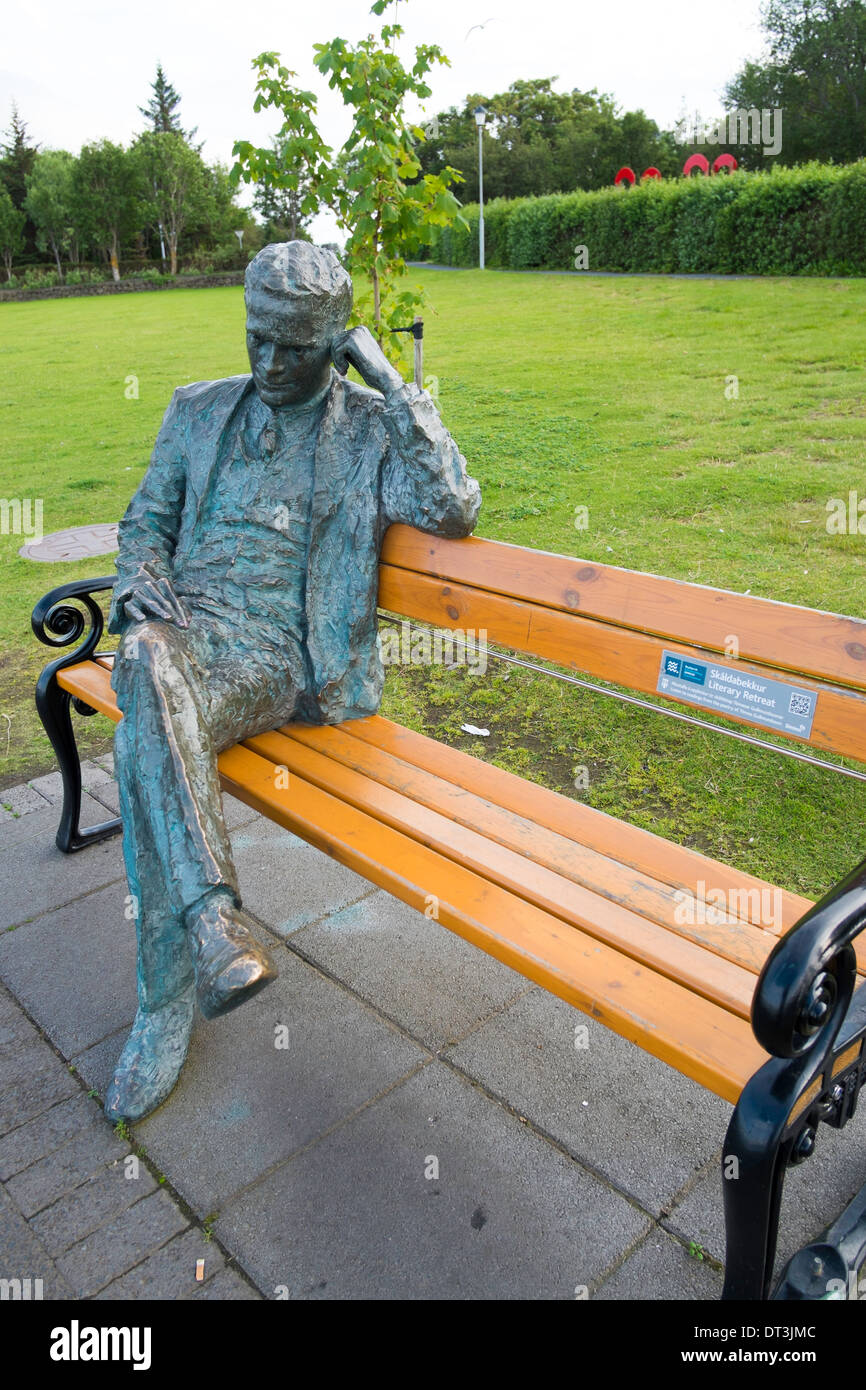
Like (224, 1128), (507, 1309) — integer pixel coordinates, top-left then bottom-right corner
(1, 270), (864, 897)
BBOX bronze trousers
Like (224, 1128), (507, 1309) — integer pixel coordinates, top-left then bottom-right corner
(111, 617), (305, 1011)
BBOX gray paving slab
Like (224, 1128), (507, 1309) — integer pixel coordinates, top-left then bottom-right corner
(79, 777), (258, 836)
(25, 765), (110, 805)
(664, 1101), (866, 1287)
(0, 796), (103, 852)
(93, 1225), (228, 1300)
(0, 791), (115, 854)
(0, 1025), (70, 1094)
(74, 946), (428, 1216)
(231, 816), (374, 934)
(0, 1041), (80, 1136)
(445, 987), (731, 1216)
(0, 981), (233, 1302)
(0, 1092), (111, 1180)
(0, 1184), (75, 1299)
(55, 1187), (189, 1296)
(216, 1059), (650, 1300)
(594, 1228), (724, 1300)
(81, 761), (112, 791)
(294, 889), (531, 1048)
(84, 779), (120, 815)
(0, 791), (125, 928)
(0, 880), (137, 1055)
(29, 1158), (158, 1256)
(25, 772), (66, 804)
(1, 783), (51, 816)
(5, 1122), (129, 1218)
(0, 981), (43, 1043)
(222, 793), (266, 832)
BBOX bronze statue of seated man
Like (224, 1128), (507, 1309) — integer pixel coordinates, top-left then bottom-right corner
(105, 241), (481, 1121)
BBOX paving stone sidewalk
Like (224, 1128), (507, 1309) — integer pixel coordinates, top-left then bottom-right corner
(1, 756), (864, 1300)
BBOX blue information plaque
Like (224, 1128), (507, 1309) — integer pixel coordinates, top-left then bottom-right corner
(657, 650), (818, 739)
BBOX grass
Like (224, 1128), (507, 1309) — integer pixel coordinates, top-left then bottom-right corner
(1, 269), (864, 898)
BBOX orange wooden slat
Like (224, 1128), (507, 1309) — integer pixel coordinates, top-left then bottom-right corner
(281, 722), (785, 975)
(378, 567), (866, 763)
(346, 719), (866, 977)
(244, 727), (760, 1018)
(217, 741), (768, 1102)
(343, 715), (814, 932)
(381, 525), (866, 691)
(58, 662), (121, 719)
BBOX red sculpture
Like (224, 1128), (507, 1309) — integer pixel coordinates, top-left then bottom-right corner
(609, 153), (739, 185)
(683, 153), (710, 177)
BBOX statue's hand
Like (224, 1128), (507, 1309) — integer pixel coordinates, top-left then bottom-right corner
(123, 572), (189, 628)
(331, 326), (404, 398)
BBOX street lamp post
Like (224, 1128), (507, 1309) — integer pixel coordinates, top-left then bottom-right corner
(474, 105), (487, 270)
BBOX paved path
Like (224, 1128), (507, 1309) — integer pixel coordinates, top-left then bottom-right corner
(1, 758), (864, 1299)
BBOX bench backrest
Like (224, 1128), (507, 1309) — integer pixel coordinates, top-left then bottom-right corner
(379, 526), (866, 765)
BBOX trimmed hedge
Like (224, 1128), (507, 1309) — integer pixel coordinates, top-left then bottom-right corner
(423, 162), (866, 276)
(0, 272), (246, 303)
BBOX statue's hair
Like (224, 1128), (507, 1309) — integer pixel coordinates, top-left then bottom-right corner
(245, 241), (352, 326)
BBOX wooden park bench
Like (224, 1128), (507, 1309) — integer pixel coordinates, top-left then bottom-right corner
(32, 522), (866, 1301)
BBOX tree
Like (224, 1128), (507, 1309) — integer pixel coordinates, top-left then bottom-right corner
(0, 186), (25, 280)
(415, 80), (677, 196)
(132, 131), (209, 274)
(0, 105), (38, 207)
(252, 139), (315, 241)
(24, 150), (75, 280)
(725, 0), (866, 166)
(1, 105), (39, 258)
(73, 141), (138, 280)
(139, 63), (198, 143)
(233, 0), (465, 352)
(192, 161), (259, 263)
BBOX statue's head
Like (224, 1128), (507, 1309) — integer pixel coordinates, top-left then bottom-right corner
(245, 241), (353, 408)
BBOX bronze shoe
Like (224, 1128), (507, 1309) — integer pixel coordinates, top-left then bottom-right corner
(104, 986), (196, 1122)
(187, 893), (278, 1020)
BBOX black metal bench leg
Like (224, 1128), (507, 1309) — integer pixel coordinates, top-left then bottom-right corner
(721, 1085), (795, 1300)
(35, 658), (121, 854)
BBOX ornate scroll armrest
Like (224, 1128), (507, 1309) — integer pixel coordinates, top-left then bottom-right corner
(32, 576), (117, 666)
(31, 577), (120, 854)
(752, 854), (866, 1061)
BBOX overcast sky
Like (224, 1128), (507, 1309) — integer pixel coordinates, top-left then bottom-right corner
(2, 0), (769, 241)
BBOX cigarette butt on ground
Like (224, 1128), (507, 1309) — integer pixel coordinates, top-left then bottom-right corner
(195, 1259), (205, 1282)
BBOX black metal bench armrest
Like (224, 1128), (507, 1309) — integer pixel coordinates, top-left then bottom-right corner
(752, 853), (866, 1060)
(32, 576), (117, 666)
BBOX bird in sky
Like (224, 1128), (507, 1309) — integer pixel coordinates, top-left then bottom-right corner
(465, 18), (497, 39)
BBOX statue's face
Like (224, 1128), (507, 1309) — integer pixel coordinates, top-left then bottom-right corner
(246, 292), (337, 408)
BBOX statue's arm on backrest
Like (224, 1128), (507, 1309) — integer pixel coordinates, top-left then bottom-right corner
(108, 390), (188, 633)
(380, 381), (481, 540)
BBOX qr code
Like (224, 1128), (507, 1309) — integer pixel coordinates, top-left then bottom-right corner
(789, 692), (812, 718)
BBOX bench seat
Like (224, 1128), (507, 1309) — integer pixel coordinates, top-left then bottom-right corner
(55, 652), (831, 1105)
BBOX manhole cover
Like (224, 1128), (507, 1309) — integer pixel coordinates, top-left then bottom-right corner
(19, 523), (119, 562)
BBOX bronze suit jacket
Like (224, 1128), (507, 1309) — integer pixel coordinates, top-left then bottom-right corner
(108, 368), (482, 723)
